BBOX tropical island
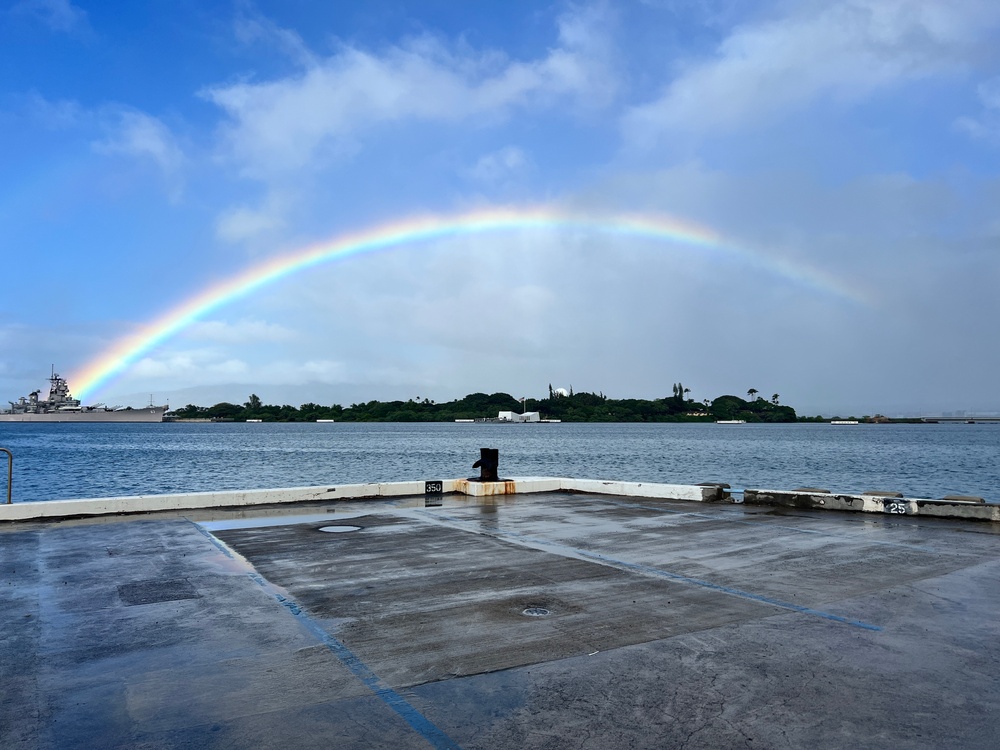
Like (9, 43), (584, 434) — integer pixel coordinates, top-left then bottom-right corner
(167, 384), (811, 423)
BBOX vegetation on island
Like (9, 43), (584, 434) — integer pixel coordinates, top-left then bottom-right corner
(166, 382), (800, 423)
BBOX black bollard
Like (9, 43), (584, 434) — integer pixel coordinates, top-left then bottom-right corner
(472, 448), (499, 482)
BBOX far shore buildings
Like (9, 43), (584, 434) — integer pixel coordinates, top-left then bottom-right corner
(455, 410), (559, 423)
(497, 410), (541, 423)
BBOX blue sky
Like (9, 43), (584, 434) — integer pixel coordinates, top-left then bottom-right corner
(2, 0), (999, 416)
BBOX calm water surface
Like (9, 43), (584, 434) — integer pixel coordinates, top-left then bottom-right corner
(0, 421), (997, 503)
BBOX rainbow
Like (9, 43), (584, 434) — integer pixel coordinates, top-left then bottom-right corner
(70, 206), (862, 401)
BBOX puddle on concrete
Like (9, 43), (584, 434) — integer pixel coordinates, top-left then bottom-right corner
(522, 607), (552, 617)
(198, 513), (367, 531)
(318, 525), (362, 533)
(202, 553), (256, 575)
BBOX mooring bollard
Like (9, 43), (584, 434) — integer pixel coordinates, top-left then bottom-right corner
(1, 448), (11, 504)
(472, 448), (499, 482)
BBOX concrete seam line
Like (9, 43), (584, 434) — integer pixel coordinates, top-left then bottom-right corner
(413, 509), (882, 632)
(188, 520), (464, 750)
(574, 550), (882, 632)
(190, 520), (235, 558)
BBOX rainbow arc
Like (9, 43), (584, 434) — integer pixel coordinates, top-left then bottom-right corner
(70, 206), (862, 401)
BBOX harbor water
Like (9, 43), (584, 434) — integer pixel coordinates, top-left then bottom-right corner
(0, 421), (997, 504)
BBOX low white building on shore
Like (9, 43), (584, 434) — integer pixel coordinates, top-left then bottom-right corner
(497, 410), (541, 423)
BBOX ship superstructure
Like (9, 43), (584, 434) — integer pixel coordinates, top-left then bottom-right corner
(0, 370), (166, 422)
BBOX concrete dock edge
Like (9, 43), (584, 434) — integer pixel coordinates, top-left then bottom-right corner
(1, 478), (995, 523)
(0, 477), (721, 522)
(743, 488), (1000, 522)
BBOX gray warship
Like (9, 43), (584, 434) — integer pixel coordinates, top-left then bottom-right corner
(0, 370), (166, 422)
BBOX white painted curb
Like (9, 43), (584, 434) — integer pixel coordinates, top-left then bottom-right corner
(0, 476), (722, 522)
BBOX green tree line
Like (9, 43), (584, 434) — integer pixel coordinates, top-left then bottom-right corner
(167, 388), (798, 423)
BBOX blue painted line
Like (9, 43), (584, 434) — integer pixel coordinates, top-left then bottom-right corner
(419, 509), (882, 632)
(250, 576), (464, 749)
(192, 523), (463, 750)
(573, 549), (881, 631)
(190, 520), (235, 557)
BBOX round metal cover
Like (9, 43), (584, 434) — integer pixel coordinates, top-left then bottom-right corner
(522, 607), (551, 617)
(318, 525), (362, 533)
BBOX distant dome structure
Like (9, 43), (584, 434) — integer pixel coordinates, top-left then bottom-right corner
(554, 387), (570, 397)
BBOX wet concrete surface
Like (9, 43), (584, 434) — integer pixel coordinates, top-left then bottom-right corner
(4, 492), (1000, 748)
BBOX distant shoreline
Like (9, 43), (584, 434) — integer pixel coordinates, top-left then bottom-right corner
(162, 417), (954, 425)
(162, 389), (942, 424)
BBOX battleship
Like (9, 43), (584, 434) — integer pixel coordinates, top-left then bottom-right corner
(0, 369), (166, 422)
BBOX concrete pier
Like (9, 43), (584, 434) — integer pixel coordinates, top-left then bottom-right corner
(744, 487), (1000, 522)
(4, 485), (1000, 748)
(0, 478), (722, 522)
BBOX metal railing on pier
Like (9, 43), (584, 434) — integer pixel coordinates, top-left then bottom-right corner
(1, 448), (11, 504)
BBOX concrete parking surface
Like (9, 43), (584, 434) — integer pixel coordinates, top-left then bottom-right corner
(3, 491), (1000, 748)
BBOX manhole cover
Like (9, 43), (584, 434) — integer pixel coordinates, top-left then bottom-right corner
(522, 607), (551, 617)
(318, 525), (362, 533)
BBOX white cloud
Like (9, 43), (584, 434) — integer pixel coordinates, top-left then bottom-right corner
(12, 0), (88, 34)
(256, 359), (349, 385)
(979, 79), (1000, 111)
(215, 205), (285, 242)
(403, 280), (559, 353)
(23, 92), (82, 129)
(955, 77), (1000, 143)
(623, 0), (1000, 146)
(637, 0), (741, 26)
(130, 354), (249, 381)
(233, 4), (318, 68)
(201, 5), (616, 177)
(466, 146), (530, 185)
(184, 319), (298, 344)
(128, 353), (348, 389)
(92, 109), (186, 195)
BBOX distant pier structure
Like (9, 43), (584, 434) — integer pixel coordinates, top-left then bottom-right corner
(920, 415), (1000, 423)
